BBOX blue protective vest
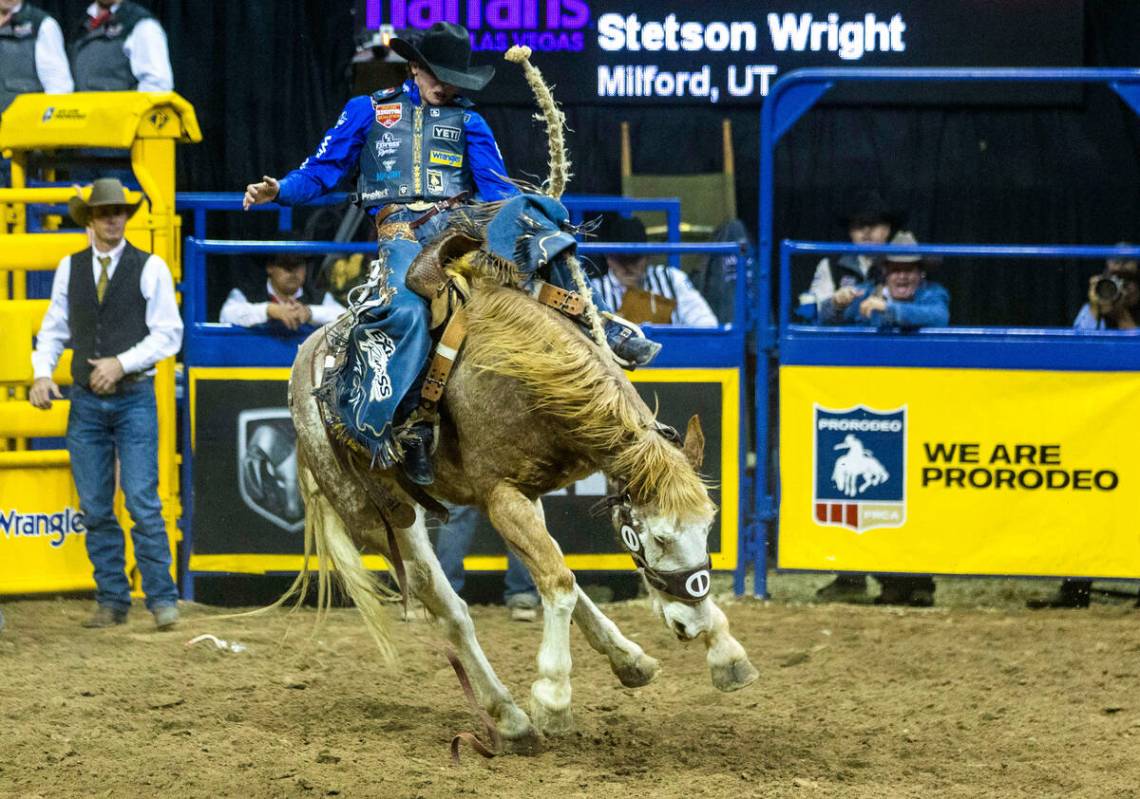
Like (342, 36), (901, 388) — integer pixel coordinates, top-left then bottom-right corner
(357, 87), (472, 210)
(0, 4), (46, 113)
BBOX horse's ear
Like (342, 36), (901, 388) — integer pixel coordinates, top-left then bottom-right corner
(682, 415), (705, 470)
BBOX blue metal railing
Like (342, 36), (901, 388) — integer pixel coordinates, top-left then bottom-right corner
(176, 192), (685, 267)
(779, 240), (1140, 331)
(180, 234), (753, 591)
(751, 67), (1140, 599)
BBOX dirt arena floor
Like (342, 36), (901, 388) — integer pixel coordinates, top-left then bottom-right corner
(1, 575), (1137, 799)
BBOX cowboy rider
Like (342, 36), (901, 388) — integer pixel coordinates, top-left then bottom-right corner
(244, 22), (657, 485)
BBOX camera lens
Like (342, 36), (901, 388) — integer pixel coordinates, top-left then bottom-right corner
(1093, 276), (1121, 303)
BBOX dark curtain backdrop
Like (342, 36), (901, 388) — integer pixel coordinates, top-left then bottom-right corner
(33, 0), (1140, 325)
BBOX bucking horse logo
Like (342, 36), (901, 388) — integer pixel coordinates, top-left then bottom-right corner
(813, 405), (906, 532)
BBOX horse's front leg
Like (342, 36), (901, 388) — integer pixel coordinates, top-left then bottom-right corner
(485, 485), (577, 736)
(394, 509), (541, 754)
(572, 586), (660, 688)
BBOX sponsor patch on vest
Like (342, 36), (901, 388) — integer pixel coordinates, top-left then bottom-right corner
(399, 186), (409, 196)
(381, 158), (397, 170)
(13, 21), (34, 37)
(429, 150), (463, 167)
(433, 125), (461, 142)
(375, 132), (400, 157)
(375, 170), (401, 181)
(813, 404), (906, 532)
(427, 169), (444, 193)
(429, 108), (441, 117)
(375, 103), (402, 128)
(360, 188), (390, 201)
(374, 86), (398, 100)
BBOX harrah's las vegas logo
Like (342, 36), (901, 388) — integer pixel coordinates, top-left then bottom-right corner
(813, 404), (906, 533)
(367, 0), (591, 51)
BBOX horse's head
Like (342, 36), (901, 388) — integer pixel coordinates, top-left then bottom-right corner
(610, 416), (758, 692)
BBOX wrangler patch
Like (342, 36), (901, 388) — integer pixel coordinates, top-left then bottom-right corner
(429, 150), (463, 167)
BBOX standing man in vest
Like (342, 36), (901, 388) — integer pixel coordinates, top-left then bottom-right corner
(29, 178), (183, 630)
(0, 0), (72, 114)
(70, 0), (172, 93)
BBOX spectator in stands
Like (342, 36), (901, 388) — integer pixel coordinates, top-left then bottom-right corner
(29, 178), (182, 630)
(814, 231), (948, 607)
(0, 1), (73, 115)
(1072, 245), (1138, 331)
(69, 0), (172, 92)
(805, 189), (902, 306)
(818, 231), (950, 329)
(591, 214), (718, 327)
(1029, 246), (1139, 610)
(219, 251), (345, 332)
(0, 0), (72, 186)
(432, 506), (540, 622)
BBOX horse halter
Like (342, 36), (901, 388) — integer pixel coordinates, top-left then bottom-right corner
(607, 494), (712, 604)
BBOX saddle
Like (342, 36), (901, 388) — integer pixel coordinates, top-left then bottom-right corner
(405, 229), (597, 419)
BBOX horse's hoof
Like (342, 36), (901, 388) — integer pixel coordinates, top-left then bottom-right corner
(530, 700), (574, 737)
(612, 653), (660, 688)
(500, 725), (544, 756)
(710, 656), (759, 693)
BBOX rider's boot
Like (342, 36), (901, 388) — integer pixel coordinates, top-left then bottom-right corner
(402, 422), (435, 486)
(602, 312), (661, 368)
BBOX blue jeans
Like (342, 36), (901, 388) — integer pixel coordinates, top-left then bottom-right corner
(67, 381), (178, 612)
(433, 501), (537, 602)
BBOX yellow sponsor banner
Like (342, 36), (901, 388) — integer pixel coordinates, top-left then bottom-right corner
(0, 466), (94, 593)
(779, 365), (1140, 578)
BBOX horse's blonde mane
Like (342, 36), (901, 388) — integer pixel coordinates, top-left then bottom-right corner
(461, 279), (713, 522)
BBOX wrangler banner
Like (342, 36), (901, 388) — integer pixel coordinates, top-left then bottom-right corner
(778, 365), (1140, 578)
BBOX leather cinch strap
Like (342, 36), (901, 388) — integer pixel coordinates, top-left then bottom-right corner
(420, 306), (468, 409)
(530, 280), (586, 317)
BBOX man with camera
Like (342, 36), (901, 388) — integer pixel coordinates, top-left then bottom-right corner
(1029, 247), (1139, 609)
(1073, 246), (1138, 331)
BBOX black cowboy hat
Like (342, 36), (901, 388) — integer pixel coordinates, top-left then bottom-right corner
(837, 189), (905, 230)
(389, 22), (494, 92)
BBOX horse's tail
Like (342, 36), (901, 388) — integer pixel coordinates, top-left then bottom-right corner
(296, 447), (397, 662)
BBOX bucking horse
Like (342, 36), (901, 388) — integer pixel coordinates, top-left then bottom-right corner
(283, 47), (757, 755)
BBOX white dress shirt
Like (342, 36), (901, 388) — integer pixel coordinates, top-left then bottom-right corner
(218, 280), (346, 328)
(592, 264), (718, 327)
(84, 2), (173, 92)
(32, 238), (184, 380)
(10, 3), (75, 93)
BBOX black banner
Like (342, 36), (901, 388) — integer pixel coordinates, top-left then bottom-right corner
(359, 0), (1084, 105)
(191, 375), (725, 562)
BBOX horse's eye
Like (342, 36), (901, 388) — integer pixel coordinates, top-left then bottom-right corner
(651, 534), (670, 549)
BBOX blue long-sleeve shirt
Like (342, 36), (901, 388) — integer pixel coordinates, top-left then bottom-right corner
(820, 280), (950, 329)
(276, 80), (517, 210)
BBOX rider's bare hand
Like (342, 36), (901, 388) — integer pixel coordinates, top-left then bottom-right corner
(243, 176), (280, 210)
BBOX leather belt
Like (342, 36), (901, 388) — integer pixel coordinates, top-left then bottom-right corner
(374, 192), (472, 232)
(420, 306), (468, 409)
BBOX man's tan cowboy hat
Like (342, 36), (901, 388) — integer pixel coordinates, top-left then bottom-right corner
(68, 178), (142, 227)
(389, 22), (494, 92)
(883, 230), (939, 269)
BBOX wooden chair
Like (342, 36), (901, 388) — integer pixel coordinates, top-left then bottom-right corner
(619, 119), (738, 240)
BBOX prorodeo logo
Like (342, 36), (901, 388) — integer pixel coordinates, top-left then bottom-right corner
(813, 404), (906, 532)
(0, 508), (85, 548)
